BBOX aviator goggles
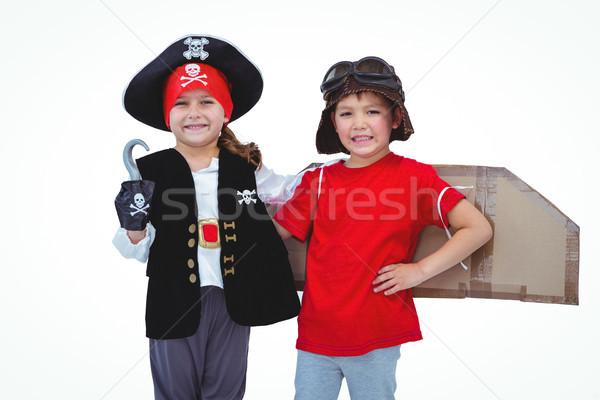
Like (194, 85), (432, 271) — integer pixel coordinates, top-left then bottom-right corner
(319, 56), (405, 101)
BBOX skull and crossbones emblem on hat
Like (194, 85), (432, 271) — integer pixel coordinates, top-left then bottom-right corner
(183, 37), (209, 60)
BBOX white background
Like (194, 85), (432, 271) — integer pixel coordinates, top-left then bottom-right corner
(0, 0), (598, 399)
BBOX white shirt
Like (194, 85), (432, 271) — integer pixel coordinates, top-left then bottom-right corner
(112, 158), (306, 289)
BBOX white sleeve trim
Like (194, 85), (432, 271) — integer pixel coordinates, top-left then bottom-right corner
(112, 222), (156, 263)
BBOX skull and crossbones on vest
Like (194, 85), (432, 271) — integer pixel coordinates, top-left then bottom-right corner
(237, 189), (257, 205)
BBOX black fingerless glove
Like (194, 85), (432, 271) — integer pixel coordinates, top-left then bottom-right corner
(114, 180), (155, 231)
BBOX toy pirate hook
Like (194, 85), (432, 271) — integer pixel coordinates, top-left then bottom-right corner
(114, 139), (156, 231)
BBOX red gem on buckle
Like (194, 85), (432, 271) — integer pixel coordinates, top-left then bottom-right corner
(202, 224), (218, 242)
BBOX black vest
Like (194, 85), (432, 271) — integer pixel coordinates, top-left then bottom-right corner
(137, 148), (300, 339)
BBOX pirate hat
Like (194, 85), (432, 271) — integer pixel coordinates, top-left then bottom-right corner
(123, 35), (263, 131)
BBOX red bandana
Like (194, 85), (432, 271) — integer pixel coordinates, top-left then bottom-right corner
(163, 63), (233, 129)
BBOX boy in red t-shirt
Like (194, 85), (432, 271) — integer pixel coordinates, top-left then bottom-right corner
(273, 57), (492, 399)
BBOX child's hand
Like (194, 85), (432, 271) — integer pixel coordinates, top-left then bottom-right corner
(373, 200), (493, 297)
(372, 263), (426, 296)
(126, 229), (146, 245)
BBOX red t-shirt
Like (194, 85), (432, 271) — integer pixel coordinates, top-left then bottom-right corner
(274, 153), (465, 356)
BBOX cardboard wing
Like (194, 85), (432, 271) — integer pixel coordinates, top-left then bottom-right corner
(271, 164), (579, 305)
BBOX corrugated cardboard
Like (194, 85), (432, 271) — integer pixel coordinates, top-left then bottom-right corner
(270, 164), (579, 305)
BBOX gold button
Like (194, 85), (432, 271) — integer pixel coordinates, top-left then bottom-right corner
(189, 224), (197, 234)
(187, 259), (194, 268)
(189, 273), (197, 283)
(188, 238), (195, 248)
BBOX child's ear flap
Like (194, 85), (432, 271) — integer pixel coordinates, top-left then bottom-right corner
(392, 106), (403, 129)
(330, 111), (337, 131)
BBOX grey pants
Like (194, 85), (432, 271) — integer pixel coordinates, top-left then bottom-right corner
(149, 286), (250, 400)
(294, 346), (401, 400)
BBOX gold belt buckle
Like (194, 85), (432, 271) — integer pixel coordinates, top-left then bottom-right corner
(198, 218), (220, 249)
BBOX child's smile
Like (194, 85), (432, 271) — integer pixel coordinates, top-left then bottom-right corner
(184, 123), (209, 131)
(351, 135), (374, 143)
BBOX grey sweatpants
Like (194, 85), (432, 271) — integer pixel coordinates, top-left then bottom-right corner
(149, 286), (250, 400)
(294, 345), (401, 400)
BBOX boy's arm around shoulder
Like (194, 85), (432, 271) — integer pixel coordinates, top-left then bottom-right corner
(372, 199), (493, 296)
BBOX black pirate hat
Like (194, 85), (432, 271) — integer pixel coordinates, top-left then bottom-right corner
(123, 35), (263, 131)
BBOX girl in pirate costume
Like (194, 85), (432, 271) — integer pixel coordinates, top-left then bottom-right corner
(113, 35), (301, 400)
